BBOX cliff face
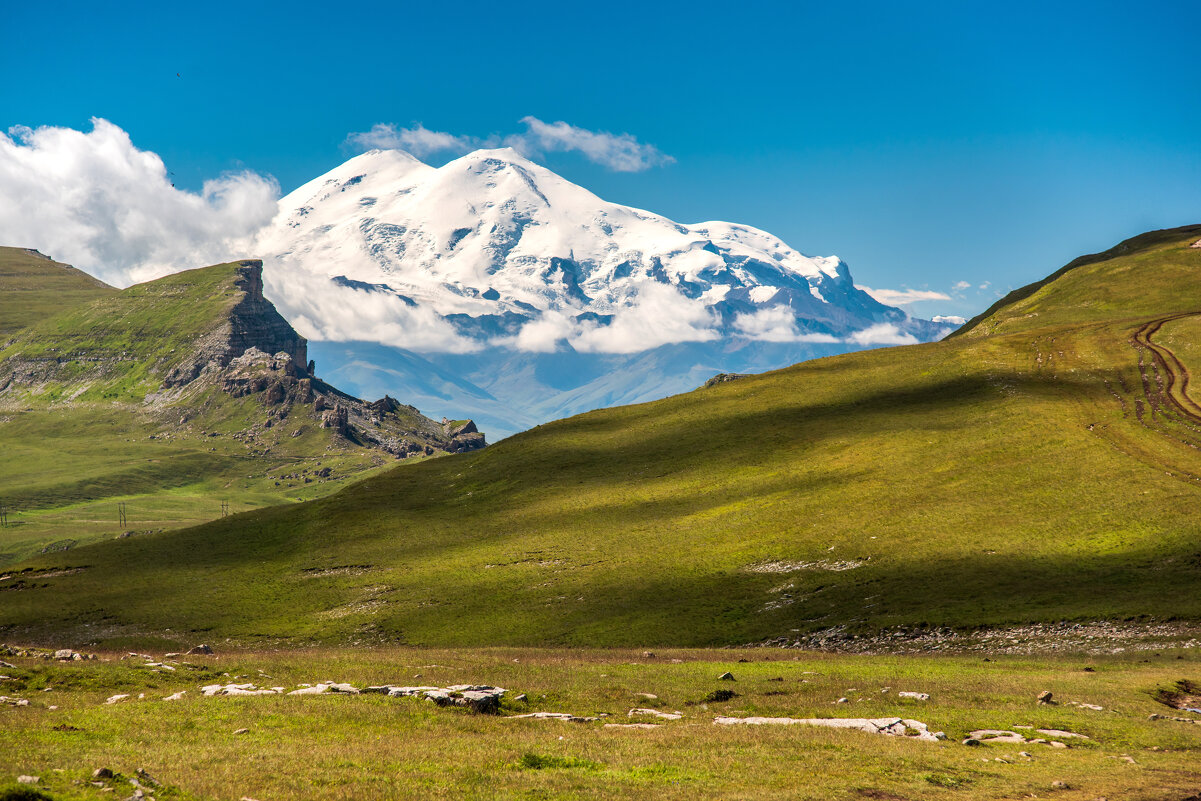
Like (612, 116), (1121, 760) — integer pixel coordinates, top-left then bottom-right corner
(0, 256), (486, 458)
(227, 260), (308, 369)
(163, 260), (309, 388)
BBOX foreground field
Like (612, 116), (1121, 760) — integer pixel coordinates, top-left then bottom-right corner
(2, 647), (1200, 800)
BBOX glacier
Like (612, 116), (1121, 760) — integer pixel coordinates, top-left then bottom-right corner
(254, 147), (951, 439)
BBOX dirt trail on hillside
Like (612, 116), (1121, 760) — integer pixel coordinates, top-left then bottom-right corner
(1133, 312), (1201, 424)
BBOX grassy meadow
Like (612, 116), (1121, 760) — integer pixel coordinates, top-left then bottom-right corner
(5, 227), (1201, 648)
(2, 646), (1200, 800)
(0, 256), (445, 566)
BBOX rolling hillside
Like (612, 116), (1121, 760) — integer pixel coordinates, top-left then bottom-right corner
(0, 257), (483, 567)
(4, 226), (1201, 650)
(0, 247), (115, 336)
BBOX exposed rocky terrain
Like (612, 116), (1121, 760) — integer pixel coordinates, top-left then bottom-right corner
(0, 258), (485, 458)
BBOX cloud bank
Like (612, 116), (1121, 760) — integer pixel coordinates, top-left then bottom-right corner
(0, 118), (279, 287)
(345, 117), (674, 173)
(496, 282), (717, 354)
(856, 285), (951, 307)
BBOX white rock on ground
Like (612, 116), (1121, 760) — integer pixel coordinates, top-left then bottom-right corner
(510, 711), (599, 723)
(162, 691), (186, 701)
(104, 694), (129, 705)
(201, 684), (283, 697)
(0, 696), (30, 706)
(714, 716), (946, 741)
(628, 708), (682, 720)
(365, 684), (506, 713)
(898, 692), (930, 700)
(605, 723), (660, 729)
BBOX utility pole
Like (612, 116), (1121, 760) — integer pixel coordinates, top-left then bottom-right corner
(118, 502), (127, 528)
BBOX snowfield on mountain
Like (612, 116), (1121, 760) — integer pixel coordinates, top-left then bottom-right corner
(255, 148), (949, 437)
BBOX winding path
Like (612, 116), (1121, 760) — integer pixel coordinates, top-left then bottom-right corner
(1132, 312), (1201, 424)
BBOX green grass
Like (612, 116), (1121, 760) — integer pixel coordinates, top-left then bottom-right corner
(0, 260), (441, 566)
(0, 248), (114, 338)
(0, 646), (1198, 800)
(4, 226), (1201, 648)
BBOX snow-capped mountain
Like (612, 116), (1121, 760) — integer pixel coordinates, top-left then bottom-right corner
(255, 148), (949, 438)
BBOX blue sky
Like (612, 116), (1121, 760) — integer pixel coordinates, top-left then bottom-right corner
(4, 0), (1201, 319)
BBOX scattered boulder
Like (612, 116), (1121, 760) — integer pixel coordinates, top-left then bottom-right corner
(898, 692), (930, 701)
(104, 694), (130, 705)
(1037, 690), (1054, 704)
(234, 728), (250, 735)
(969, 729), (1026, 744)
(714, 716), (944, 741)
(186, 644), (213, 655)
(17, 775), (39, 785)
(202, 683), (283, 697)
(717, 672), (735, 681)
(1037, 729), (1088, 739)
(510, 711), (598, 723)
(0, 696), (30, 706)
(93, 768), (115, 780)
(628, 708), (682, 720)
(605, 723), (660, 730)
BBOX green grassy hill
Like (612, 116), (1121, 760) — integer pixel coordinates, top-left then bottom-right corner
(5, 226), (1201, 650)
(0, 257), (483, 568)
(0, 247), (115, 336)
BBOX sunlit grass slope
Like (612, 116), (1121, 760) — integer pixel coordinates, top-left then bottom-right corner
(0, 261), (433, 566)
(6, 226), (1201, 648)
(0, 247), (115, 336)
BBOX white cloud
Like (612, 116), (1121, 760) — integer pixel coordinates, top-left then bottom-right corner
(263, 267), (480, 354)
(931, 314), (967, 325)
(978, 281), (990, 290)
(344, 123), (488, 159)
(495, 282), (716, 354)
(733, 306), (840, 343)
(952, 280), (972, 291)
(345, 117), (673, 173)
(509, 117), (675, 172)
(847, 323), (920, 346)
(0, 118), (279, 287)
(856, 285), (951, 307)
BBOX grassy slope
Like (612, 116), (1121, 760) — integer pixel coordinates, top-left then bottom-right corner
(0, 247), (115, 337)
(6, 227), (1201, 648)
(2, 647), (1199, 800)
(0, 262), (431, 566)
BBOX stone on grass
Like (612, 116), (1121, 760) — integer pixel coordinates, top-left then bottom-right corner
(93, 768), (115, 779)
(714, 716), (943, 741)
(510, 711), (598, 723)
(105, 694), (130, 705)
(717, 672), (735, 681)
(1037, 729), (1088, 739)
(234, 728), (249, 735)
(17, 775), (39, 784)
(1037, 690), (1053, 704)
(898, 692), (930, 701)
(628, 708), (682, 720)
(605, 723), (659, 729)
(186, 644), (213, 655)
